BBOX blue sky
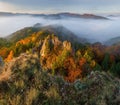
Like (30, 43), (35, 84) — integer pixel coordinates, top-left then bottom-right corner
(0, 0), (120, 14)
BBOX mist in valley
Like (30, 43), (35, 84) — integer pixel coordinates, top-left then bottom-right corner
(0, 15), (120, 43)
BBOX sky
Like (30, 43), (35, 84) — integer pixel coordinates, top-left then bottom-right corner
(0, 0), (120, 14)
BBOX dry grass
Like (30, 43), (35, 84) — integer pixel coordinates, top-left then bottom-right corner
(0, 63), (12, 82)
(26, 88), (38, 105)
(0, 68), (11, 82)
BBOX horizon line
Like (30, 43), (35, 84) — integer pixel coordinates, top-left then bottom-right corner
(0, 11), (120, 15)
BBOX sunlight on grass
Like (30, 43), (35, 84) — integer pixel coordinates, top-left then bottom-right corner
(0, 66), (12, 82)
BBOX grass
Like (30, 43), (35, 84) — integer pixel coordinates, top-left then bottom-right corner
(0, 65), (12, 82)
(0, 53), (119, 105)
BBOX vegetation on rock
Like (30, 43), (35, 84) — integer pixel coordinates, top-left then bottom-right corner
(0, 54), (119, 105)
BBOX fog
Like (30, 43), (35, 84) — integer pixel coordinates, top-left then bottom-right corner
(0, 15), (120, 42)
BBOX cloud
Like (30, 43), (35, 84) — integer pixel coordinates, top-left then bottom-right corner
(0, 0), (120, 13)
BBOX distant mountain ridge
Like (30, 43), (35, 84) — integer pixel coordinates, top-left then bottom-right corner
(0, 12), (26, 16)
(104, 36), (120, 46)
(46, 13), (109, 20)
(0, 12), (109, 20)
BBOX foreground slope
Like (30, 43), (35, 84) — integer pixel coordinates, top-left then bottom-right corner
(0, 53), (119, 105)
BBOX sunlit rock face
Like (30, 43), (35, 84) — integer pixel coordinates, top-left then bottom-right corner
(39, 35), (72, 69)
(40, 35), (72, 57)
(63, 41), (72, 51)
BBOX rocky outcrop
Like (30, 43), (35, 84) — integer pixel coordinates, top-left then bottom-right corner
(40, 35), (62, 57)
(39, 35), (72, 69)
(40, 35), (52, 57)
(63, 41), (72, 51)
(40, 35), (72, 57)
(51, 35), (61, 46)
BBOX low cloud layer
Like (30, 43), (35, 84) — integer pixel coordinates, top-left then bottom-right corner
(0, 15), (120, 43)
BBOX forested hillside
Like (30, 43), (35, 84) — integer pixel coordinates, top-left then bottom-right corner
(0, 25), (120, 105)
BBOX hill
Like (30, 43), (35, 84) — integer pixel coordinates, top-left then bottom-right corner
(105, 36), (120, 46)
(6, 24), (88, 44)
(0, 25), (120, 78)
(6, 27), (40, 43)
(0, 53), (119, 105)
(0, 23), (120, 104)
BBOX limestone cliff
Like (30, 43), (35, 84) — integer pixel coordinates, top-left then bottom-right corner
(39, 35), (72, 69)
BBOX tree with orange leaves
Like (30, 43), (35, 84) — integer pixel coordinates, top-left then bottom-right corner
(5, 50), (14, 62)
(65, 57), (82, 82)
(0, 47), (9, 59)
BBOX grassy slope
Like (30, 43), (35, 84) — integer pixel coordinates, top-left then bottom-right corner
(0, 53), (119, 105)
